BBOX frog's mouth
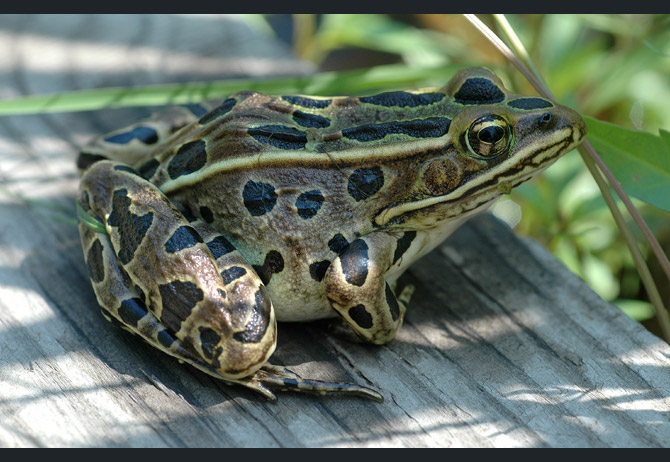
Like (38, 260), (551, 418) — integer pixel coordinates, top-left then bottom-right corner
(375, 120), (585, 228)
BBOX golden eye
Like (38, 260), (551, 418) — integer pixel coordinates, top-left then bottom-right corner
(465, 114), (513, 158)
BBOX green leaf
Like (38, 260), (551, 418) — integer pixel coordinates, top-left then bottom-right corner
(614, 299), (656, 322)
(585, 115), (670, 211)
(0, 64), (464, 116)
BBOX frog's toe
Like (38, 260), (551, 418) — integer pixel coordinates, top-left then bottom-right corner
(236, 364), (383, 402)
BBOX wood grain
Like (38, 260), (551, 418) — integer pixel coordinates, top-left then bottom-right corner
(1, 14), (669, 447)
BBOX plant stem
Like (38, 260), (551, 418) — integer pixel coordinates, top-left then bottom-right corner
(463, 13), (670, 341)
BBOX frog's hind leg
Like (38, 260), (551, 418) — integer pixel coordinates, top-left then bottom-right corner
(78, 159), (277, 386)
(76, 101), (224, 173)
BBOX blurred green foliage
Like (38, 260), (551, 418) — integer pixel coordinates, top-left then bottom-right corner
(260, 14), (670, 326)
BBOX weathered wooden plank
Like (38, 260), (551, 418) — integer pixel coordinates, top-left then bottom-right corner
(1, 14), (670, 448)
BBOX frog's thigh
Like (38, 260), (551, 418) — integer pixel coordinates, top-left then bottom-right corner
(78, 160), (276, 380)
(324, 232), (408, 345)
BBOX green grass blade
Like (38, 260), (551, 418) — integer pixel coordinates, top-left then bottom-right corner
(0, 64), (464, 116)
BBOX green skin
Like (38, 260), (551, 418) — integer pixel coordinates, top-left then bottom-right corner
(77, 68), (586, 400)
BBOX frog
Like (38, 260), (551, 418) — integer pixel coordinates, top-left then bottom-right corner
(76, 67), (586, 401)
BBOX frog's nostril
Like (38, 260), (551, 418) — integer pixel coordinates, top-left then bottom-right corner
(540, 112), (552, 124)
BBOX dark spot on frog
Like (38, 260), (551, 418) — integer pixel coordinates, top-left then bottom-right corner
(118, 297), (149, 328)
(295, 190), (324, 219)
(385, 284), (400, 322)
(138, 158), (160, 180)
(232, 287), (271, 344)
(392, 231), (417, 265)
(107, 188), (154, 265)
(179, 202), (198, 223)
(165, 225), (203, 253)
(247, 125), (308, 150)
(348, 304), (373, 329)
(309, 260), (331, 282)
(198, 326), (222, 360)
(359, 91), (444, 108)
(242, 180), (278, 216)
(86, 239), (105, 283)
(253, 250), (284, 285)
(454, 78), (505, 105)
(207, 235), (236, 260)
(157, 329), (175, 348)
(292, 110), (331, 128)
(340, 239), (368, 287)
(282, 95), (332, 109)
(104, 126), (159, 145)
(342, 118), (450, 143)
(507, 97), (553, 110)
(347, 167), (384, 201)
(221, 266), (247, 285)
(199, 206), (214, 223)
(167, 139), (208, 180)
(134, 285), (146, 304)
(328, 233), (349, 254)
(198, 98), (237, 125)
(158, 280), (204, 334)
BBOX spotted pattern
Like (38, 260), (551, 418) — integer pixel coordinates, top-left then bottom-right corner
(309, 260), (331, 282)
(392, 231), (417, 265)
(248, 125), (308, 150)
(158, 280), (204, 334)
(199, 98), (236, 125)
(86, 239), (106, 283)
(347, 167), (384, 201)
(232, 288), (271, 344)
(328, 233), (350, 254)
(107, 189), (154, 265)
(359, 91), (444, 107)
(167, 140), (208, 180)
(198, 326), (222, 360)
(295, 190), (324, 219)
(221, 266), (247, 285)
(348, 304), (373, 329)
(199, 206), (214, 223)
(165, 225), (203, 253)
(342, 117), (451, 143)
(508, 98), (553, 110)
(340, 239), (368, 287)
(385, 285), (400, 322)
(454, 78), (505, 105)
(118, 297), (148, 327)
(253, 250), (284, 285)
(206, 235), (236, 260)
(292, 110), (331, 128)
(138, 159), (160, 180)
(104, 126), (159, 145)
(243, 180), (278, 216)
(282, 95), (332, 109)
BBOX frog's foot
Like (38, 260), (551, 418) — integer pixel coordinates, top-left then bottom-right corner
(226, 364), (384, 402)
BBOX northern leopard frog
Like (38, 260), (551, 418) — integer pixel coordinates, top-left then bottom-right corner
(77, 68), (586, 401)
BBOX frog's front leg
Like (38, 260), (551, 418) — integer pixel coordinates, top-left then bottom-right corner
(324, 231), (416, 345)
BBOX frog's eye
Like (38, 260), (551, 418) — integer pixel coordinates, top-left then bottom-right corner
(465, 114), (513, 158)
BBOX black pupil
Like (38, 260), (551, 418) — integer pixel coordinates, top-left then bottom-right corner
(479, 125), (504, 143)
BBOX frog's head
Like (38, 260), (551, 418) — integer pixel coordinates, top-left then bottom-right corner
(375, 67), (587, 229)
